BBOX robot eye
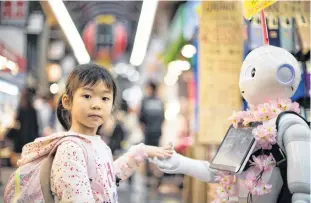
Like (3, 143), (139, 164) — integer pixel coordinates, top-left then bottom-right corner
(251, 68), (256, 77)
(245, 66), (256, 78)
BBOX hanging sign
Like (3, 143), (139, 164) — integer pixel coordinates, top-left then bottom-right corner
(243, 0), (277, 20)
(0, 1), (28, 26)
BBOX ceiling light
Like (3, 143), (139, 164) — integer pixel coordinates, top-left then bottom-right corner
(129, 71), (140, 82)
(47, 0), (90, 64)
(50, 83), (60, 94)
(181, 44), (197, 58)
(130, 0), (158, 66)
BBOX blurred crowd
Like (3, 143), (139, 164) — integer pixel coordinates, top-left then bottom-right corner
(0, 80), (190, 193)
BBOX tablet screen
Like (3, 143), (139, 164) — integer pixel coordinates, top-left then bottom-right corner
(210, 124), (260, 172)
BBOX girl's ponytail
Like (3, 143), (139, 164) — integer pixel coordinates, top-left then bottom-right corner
(56, 94), (71, 130)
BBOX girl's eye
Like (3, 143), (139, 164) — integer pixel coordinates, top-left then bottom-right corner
(83, 94), (91, 99)
(102, 97), (110, 101)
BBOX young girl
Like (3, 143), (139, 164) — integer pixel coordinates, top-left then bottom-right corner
(14, 64), (172, 202)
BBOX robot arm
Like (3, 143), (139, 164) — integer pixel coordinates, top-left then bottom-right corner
(277, 114), (310, 203)
(151, 152), (218, 183)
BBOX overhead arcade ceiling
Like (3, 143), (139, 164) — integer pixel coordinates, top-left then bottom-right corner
(65, 1), (142, 55)
(41, 1), (184, 64)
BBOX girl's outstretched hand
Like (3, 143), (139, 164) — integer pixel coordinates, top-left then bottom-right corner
(144, 144), (173, 159)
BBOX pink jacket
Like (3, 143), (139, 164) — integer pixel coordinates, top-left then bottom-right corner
(17, 132), (147, 203)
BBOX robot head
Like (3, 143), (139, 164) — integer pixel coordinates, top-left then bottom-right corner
(239, 45), (301, 105)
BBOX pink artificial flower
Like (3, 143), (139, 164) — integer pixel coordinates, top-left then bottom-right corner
(257, 103), (271, 114)
(248, 104), (257, 111)
(211, 198), (229, 203)
(253, 111), (267, 121)
(249, 155), (275, 172)
(215, 171), (231, 180)
(215, 182), (237, 198)
(262, 123), (277, 145)
(252, 125), (268, 140)
(215, 173), (235, 186)
(244, 174), (272, 196)
(277, 98), (292, 111)
(241, 110), (255, 126)
(255, 181), (272, 195)
(229, 111), (242, 128)
(225, 184), (238, 196)
(264, 111), (275, 121)
(216, 185), (229, 198)
(269, 100), (282, 115)
(244, 178), (256, 194)
(290, 102), (300, 113)
(246, 169), (257, 181)
(256, 103), (274, 120)
(253, 124), (276, 149)
(266, 135), (277, 146)
(262, 123), (277, 135)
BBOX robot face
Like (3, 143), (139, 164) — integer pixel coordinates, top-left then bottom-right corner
(239, 45), (301, 105)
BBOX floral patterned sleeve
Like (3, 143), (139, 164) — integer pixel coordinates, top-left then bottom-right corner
(113, 143), (148, 180)
(51, 141), (95, 203)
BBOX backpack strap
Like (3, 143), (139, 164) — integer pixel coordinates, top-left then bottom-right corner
(40, 153), (55, 203)
(40, 135), (97, 202)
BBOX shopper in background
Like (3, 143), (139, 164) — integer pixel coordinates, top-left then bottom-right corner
(139, 81), (165, 187)
(7, 88), (39, 167)
(97, 99), (128, 156)
(108, 100), (128, 155)
(35, 94), (56, 136)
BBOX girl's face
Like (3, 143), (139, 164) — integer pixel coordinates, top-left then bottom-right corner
(65, 81), (114, 135)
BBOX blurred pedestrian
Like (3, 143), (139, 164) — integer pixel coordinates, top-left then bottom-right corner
(7, 88), (39, 166)
(139, 81), (165, 186)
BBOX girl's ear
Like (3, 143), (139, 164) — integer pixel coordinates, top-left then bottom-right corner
(62, 94), (71, 110)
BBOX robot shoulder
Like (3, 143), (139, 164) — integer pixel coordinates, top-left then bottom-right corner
(276, 111), (310, 150)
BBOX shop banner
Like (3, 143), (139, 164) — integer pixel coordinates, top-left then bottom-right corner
(0, 41), (26, 72)
(0, 1), (28, 26)
(198, 2), (243, 144)
(265, 1), (310, 16)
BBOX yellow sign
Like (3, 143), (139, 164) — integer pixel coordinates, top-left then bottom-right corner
(243, 0), (277, 20)
(196, 3), (201, 16)
(96, 15), (115, 25)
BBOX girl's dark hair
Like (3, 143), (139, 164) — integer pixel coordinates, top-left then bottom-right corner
(57, 63), (117, 130)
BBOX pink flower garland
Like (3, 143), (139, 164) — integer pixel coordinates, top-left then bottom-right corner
(212, 99), (300, 203)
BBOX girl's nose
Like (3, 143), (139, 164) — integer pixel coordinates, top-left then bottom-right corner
(91, 100), (101, 110)
(91, 104), (101, 110)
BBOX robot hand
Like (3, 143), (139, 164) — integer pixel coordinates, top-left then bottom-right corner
(149, 143), (217, 183)
(149, 150), (182, 174)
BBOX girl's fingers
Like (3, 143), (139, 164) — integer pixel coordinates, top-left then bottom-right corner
(159, 152), (172, 158)
(159, 146), (173, 153)
(149, 147), (173, 158)
(163, 146), (172, 150)
(163, 149), (173, 155)
(153, 153), (164, 158)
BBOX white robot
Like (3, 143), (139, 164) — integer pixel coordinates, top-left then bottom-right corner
(152, 45), (310, 203)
